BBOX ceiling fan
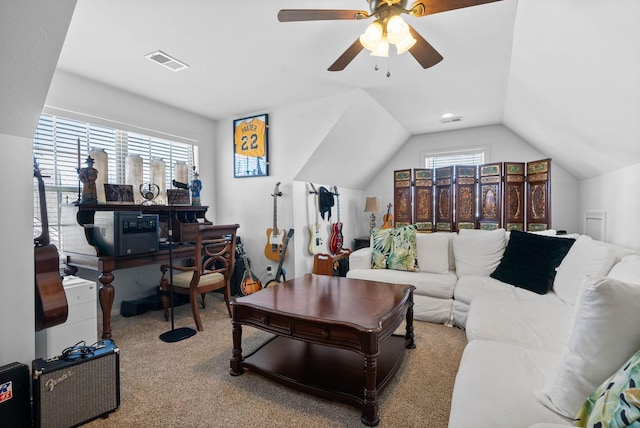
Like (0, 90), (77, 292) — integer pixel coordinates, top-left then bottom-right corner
(278, 0), (502, 71)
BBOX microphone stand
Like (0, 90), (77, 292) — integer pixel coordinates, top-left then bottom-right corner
(160, 181), (196, 343)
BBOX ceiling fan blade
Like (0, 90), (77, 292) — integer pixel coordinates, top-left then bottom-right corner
(409, 0), (502, 17)
(407, 25), (444, 69)
(278, 9), (369, 22)
(328, 39), (364, 72)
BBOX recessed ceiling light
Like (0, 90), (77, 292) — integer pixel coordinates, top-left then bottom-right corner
(144, 50), (189, 72)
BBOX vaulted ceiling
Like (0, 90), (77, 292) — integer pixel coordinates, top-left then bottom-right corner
(40, 1), (640, 181)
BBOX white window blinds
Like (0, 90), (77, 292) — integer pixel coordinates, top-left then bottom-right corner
(33, 113), (196, 249)
(425, 150), (485, 169)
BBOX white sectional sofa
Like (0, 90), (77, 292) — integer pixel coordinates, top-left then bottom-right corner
(347, 228), (640, 428)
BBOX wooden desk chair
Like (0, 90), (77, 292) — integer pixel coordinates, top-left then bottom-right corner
(160, 223), (239, 331)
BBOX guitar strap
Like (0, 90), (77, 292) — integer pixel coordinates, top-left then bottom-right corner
(318, 186), (334, 220)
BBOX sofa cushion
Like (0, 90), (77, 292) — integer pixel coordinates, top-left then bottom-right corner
(490, 230), (575, 294)
(453, 228), (506, 276)
(607, 254), (640, 284)
(415, 232), (450, 274)
(453, 274), (515, 305)
(553, 235), (617, 305)
(449, 340), (569, 428)
(466, 294), (573, 352)
(536, 276), (640, 418)
(346, 268), (457, 299)
(371, 225), (418, 272)
(574, 349), (640, 428)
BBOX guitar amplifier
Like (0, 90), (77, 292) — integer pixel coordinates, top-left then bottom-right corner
(32, 339), (120, 428)
(0, 362), (32, 428)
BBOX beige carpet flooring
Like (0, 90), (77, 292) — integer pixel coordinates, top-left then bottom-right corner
(84, 293), (467, 428)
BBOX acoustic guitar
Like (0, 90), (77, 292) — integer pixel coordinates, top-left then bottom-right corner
(308, 183), (324, 255)
(239, 243), (261, 296)
(264, 182), (287, 261)
(328, 186), (344, 254)
(381, 203), (393, 229)
(34, 160), (68, 331)
(265, 228), (294, 288)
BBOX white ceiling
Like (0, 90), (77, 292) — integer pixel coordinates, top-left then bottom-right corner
(53, 0), (640, 181)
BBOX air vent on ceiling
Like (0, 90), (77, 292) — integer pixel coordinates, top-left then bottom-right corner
(144, 50), (189, 72)
(440, 115), (462, 124)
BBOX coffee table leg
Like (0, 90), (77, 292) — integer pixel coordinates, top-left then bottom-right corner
(361, 353), (380, 426)
(229, 321), (244, 376)
(405, 292), (416, 349)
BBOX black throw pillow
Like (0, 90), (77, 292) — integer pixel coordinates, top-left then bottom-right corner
(490, 230), (576, 294)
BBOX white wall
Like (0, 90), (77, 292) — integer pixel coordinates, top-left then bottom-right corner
(0, 134), (37, 365)
(212, 93), (367, 281)
(0, 0), (76, 367)
(364, 124), (581, 233)
(580, 162), (640, 250)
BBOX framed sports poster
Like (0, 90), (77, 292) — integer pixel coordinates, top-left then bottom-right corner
(233, 113), (269, 178)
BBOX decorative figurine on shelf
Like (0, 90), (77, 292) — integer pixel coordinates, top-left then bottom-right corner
(139, 183), (160, 205)
(77, 156), (98, 204)
(190, 166), (202, 206)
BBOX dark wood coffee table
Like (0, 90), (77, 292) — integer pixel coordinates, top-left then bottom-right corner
(229, 274), (415, 426)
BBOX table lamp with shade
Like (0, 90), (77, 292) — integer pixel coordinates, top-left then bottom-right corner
(364, 196), (381, 235)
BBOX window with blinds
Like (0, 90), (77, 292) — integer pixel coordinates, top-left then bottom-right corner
(33, 113), (196, 250)
(424, 149), (485, 169)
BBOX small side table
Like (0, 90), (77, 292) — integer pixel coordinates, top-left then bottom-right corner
(353, 237), (370, 251)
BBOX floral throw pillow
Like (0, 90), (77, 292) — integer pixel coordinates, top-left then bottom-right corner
(574, 349), (640, 427)
(371, 225), (418, 272)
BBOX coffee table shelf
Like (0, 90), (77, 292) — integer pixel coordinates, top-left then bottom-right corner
(242, 333), (408, 408)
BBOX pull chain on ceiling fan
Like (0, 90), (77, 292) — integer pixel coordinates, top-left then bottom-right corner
(277, 0), (502, 71)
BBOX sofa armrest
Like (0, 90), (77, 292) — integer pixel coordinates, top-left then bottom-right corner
(349, 248), (373, 270)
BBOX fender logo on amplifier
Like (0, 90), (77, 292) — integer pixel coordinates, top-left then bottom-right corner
(43, 370), (72, 392)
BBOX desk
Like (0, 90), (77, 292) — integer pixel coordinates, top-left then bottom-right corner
(62, 204), (210, 339)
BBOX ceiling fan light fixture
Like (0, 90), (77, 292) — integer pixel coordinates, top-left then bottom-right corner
(394, 32), (417, 54)
(386, 15), (406, 43)
(359, 21), (384, 51)
(370, 38), (389, 57)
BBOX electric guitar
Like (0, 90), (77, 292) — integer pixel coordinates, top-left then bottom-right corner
(328, 186), (344, 254)
(381, 203), (393, 229)
(265, 228), (294, 288)
(308, 183), (324, 255)
(238, 243), (261, 296)
(34, 160), (69, 331)
(264, 182), (287, 261)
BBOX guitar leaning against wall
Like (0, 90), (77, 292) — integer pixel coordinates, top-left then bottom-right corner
(328, 186), (344, 254)
(264, 182), (287, 261)
(238, 241), (261, 296)
(264, 229), (294, 288)
(34, 160), (68, 331)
